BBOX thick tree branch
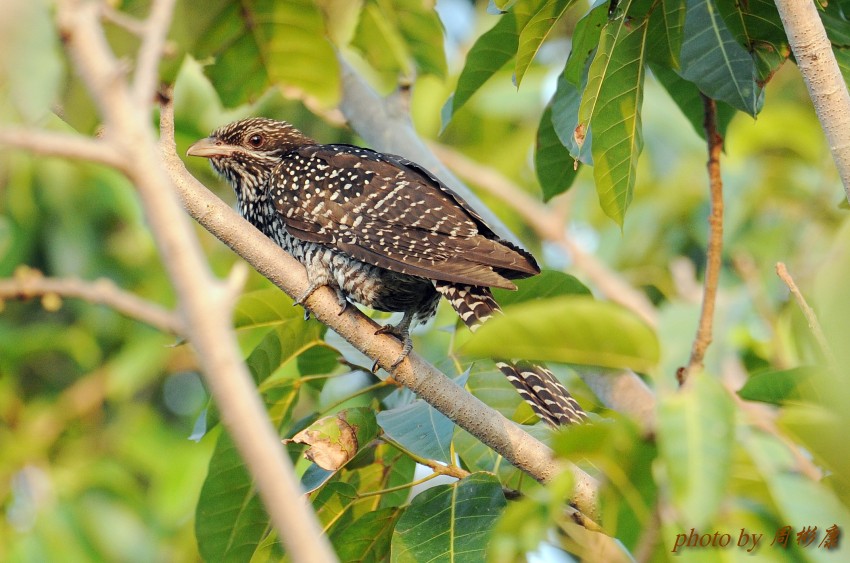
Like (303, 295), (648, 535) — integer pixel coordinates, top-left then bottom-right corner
(680, 96), (724, 384)
(159, 101), (602, 527)
(53, 2), (338, 561)
(0, 268), (184, 335)
(775, 0), (850, 202)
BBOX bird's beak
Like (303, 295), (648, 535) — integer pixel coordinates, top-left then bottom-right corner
(186, 137), (238, 158)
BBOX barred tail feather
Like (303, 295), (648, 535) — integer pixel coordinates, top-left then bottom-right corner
(434, 282), (587, 426)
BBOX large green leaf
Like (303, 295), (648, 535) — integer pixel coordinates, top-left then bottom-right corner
(535, 104), (580, 201)
(196, 432), (278, 562)
(377, 376), (465, 461)
(577, 13), (649, 225)
(657, 373), (734, 528)
(646, 0), (686, 69)
(442, 13), (518, 125)
(377, 398), (456, 463)
(552, 70), (593, 164)
(714, 0), (789, 83)
(515, 0), (578, 87)
(678, 0), (763, 116)
(0, 0), (62, 122)
(563, 0), (608, 86)
(351, 0), (446, 85)
(391, 473), (507, 562)
(333, 507), (401, 563)
(492, 269), (591, 307)
(187, 0), (339, 107)
(463, 296), (659, 372)
(737, 366), (821, 406)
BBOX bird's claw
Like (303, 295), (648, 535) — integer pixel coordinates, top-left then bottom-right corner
(373, 322), (413, 373)
(292, 282), (347, 319)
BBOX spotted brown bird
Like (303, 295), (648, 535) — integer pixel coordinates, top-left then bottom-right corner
(188, 118), (586, 425)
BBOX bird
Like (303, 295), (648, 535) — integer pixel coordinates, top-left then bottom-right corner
(188, 117), (587, 426)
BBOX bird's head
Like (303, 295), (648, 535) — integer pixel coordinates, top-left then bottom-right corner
(187, 117), (315, 203)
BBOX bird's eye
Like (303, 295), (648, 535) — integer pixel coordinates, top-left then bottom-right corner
(247, 134), (264, 148)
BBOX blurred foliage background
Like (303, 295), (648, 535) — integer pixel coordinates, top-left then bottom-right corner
(1, 0), (849, 561)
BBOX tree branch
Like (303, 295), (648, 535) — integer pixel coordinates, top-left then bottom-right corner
(0, 267), (184, 335)
(132, 0), (176, 105)
(0, 128), (125, 169)
(680, 95), (724, 384)
(775, 0), (850, 202)
(159, 99), (602, 528)
(54, 1), (338, 561)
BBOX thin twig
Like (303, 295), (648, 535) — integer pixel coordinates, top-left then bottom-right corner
(775, 262), (836, 367)
(0, 267), (184, 335)
(0, 128), (125, 169)
(680, 95), (724, 385)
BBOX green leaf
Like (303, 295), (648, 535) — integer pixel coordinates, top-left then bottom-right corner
(746, 429), (850, 559)
(737, 366), (820, 405)
(196, 432), (277, 562)
(442, 14), (517, 125)
(678, 0), (763, 116)
(535, 104), (580, 201)
(390, 0), (447, 78)
(333, 507), (401, 563)
(246, 323), (327, 386)
(714, 0), (790, 83)
(233, 288), (304, 330)
(646, 0), (687, 69)
(464, 296), (659, 372)
(578, 14), (649, 225)
(391, 473), (507, 562)
(0, 0), (62, 121)
(564, 0), (609, 86)
(515, 0), (577, 87)
(552, 70), (593, 164)
(187, 0), (339, 107)
(658, 373), (734, 528)
(492, 270), (591, 307)
(376, 372), (467, 463)
(650, 63), (737, 140)
(351, 2), (412, 84)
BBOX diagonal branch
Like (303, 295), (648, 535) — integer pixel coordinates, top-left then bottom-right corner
(159, 99), (603, 528)
(0, 268), (184, 335)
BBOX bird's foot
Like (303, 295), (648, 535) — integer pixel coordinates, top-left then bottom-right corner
(293, 282), (348, 320)
(372, 314), (414, 373)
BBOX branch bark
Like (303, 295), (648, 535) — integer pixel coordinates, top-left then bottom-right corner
(680, 96), (724, 384)
(775, 0), (850, 202)
(0, 268), (184, 335)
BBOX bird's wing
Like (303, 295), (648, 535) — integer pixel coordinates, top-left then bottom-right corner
(268, 145), (538, 289)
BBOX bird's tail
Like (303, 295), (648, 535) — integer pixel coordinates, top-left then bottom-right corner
(434, 282), (587, 426)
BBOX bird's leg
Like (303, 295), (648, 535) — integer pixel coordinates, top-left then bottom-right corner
(293, 280), (349, 320)
(372, 310), (415, 373)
